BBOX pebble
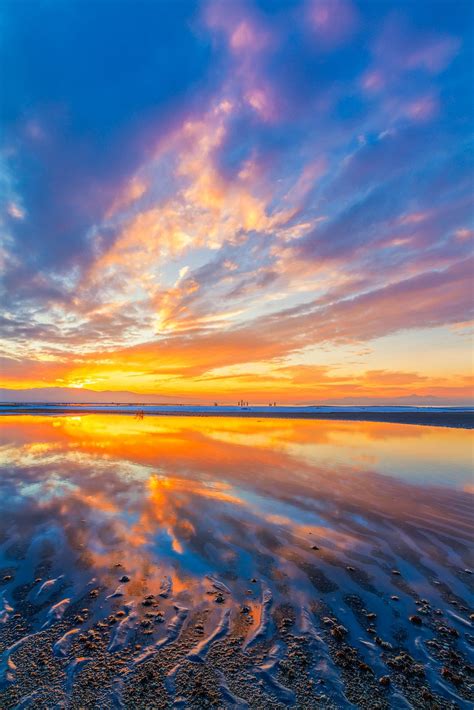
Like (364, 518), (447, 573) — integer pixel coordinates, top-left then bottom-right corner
(409, 615), (422, 625)
(119, 575), (130, 583)
(331, 624), (348, 640)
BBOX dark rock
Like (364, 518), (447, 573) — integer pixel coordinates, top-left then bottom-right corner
(441, 667), (463, 686)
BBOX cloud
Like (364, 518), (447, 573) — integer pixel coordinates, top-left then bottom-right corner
(305, 0), (359, 50)
(0, 0), (472, 404)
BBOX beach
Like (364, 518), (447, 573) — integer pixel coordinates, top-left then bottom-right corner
(1, 404), (473, 429)
(0, 414), (472, 708)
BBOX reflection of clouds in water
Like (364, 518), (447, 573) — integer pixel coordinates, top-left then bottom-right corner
(0, 416), (471, 587)
(0, 415), (472, 710)
(0, 415), (471, 583)
(2, 413), (472, 487)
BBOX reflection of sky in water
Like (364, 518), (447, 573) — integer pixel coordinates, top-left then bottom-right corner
(280, 424), (473, 488)
(4, 413), (471, 485)
(0, 416), (470, 578)
(0, 415), (472, 579)
(0, 414), (472, 710)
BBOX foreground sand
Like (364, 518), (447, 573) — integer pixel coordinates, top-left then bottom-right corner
(0, 415), (472, 708)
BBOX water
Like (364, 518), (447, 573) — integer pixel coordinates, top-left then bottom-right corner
(0, 414), (472, 708)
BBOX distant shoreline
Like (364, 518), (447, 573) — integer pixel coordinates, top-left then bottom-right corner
(1, 404), (473, 428)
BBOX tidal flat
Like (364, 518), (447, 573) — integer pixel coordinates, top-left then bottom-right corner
(0, 414), (472, 708)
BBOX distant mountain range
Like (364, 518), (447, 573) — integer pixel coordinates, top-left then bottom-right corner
(0, 387), (471, 407)
(0, 387), (198, 404)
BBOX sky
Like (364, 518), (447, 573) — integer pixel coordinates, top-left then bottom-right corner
(0, 0), (473, 405)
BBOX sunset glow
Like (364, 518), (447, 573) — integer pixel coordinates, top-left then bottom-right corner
(1, 0), (473, 403)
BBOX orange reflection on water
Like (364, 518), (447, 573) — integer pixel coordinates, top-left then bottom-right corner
(0, 413), (471, 491)
(0, 413), (472, 614)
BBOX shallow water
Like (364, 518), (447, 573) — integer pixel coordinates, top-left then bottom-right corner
(0, 414), (472, 708)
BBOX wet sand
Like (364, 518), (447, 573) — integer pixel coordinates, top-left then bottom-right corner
(0, 415), (472, 708)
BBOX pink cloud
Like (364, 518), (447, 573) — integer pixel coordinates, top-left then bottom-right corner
(360, 17), (461, 114)
(373, 16), (460, 77)
(405, 94), (439, 122)
(205, 1), (273, 58)
(360, 69), (385, 94)
(307, 0), (359, 49)
(405, 36), (461, 74)
(204, 1), (282, 121)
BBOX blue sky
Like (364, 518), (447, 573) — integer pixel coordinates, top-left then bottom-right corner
(0, 0), (473, 403)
